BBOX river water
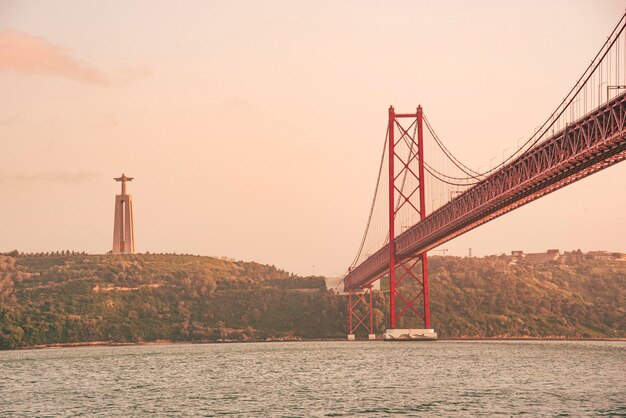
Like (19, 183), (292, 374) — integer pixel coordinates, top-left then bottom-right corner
(1, 341), (624, 416)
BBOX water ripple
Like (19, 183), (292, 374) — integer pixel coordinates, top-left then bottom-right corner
(0, 341), (624, 416)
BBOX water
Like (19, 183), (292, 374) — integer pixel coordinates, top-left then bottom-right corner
(0, 341), (624, 416)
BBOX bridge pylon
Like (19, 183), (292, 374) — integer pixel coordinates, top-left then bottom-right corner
(347, 283), (375, 341)
(384, 105), (436, 340)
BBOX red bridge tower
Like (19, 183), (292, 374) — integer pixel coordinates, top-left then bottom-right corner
(383, 106), (436, 340)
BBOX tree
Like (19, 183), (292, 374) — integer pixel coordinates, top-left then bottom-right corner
(0, 325), (24, 349)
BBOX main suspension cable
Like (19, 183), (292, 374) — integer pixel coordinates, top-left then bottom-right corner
(348, 125), (389, 270)
(422, 11), (626, 181)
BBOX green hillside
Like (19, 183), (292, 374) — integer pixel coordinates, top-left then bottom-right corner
(428, 253), (625, 338)
(0, 252), (624, 349)
(0, 253), (344, 349)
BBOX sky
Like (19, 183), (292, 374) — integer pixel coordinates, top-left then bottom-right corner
(1, 0), (625, 277)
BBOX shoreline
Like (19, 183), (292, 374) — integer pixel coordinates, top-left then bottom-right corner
(9, 336), (626, 351)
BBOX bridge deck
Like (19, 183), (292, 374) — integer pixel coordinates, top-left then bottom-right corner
(345, 92), (626, 291)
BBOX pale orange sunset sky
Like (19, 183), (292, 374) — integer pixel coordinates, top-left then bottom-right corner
(1, 1), (625, 276)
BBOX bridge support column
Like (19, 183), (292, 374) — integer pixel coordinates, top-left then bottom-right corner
(347, 286), (374, 340)
(386, 105), (434, 337)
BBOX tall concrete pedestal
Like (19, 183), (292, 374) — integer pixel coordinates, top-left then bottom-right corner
(112, 174), (135, 254)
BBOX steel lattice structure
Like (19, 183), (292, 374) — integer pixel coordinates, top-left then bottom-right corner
(345, 92), (626, 292)
(385, 106), (430, 329)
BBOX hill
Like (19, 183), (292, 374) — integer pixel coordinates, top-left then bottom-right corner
(0, 251), (624, 349)
(427, 253), (625, 338)
(0, 253), (344, 349)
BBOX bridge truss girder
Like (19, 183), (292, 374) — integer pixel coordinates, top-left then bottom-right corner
(345, 92), (626, 292)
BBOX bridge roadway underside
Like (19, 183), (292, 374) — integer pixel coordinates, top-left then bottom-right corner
(345, 92), (626, 291)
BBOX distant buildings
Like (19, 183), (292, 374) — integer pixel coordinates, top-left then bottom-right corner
(509, 249), (561, 264)
(586, 250), (626, 261)
(509, 249), (626, 263)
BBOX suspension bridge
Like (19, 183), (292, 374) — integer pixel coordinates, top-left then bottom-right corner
(342, 12), (626, 340)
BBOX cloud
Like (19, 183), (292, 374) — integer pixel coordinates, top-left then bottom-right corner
(113, 65), (152, 83)
(0, 29), (107, 84)
(2, 170), (99, 184)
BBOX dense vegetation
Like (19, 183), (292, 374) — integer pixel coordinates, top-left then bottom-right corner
(0, 252), (624, 349)
(427, 253), (624, 338)
(0, 254), (344, 349)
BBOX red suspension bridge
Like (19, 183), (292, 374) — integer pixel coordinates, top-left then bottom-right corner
(342, 12), (626, 340)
